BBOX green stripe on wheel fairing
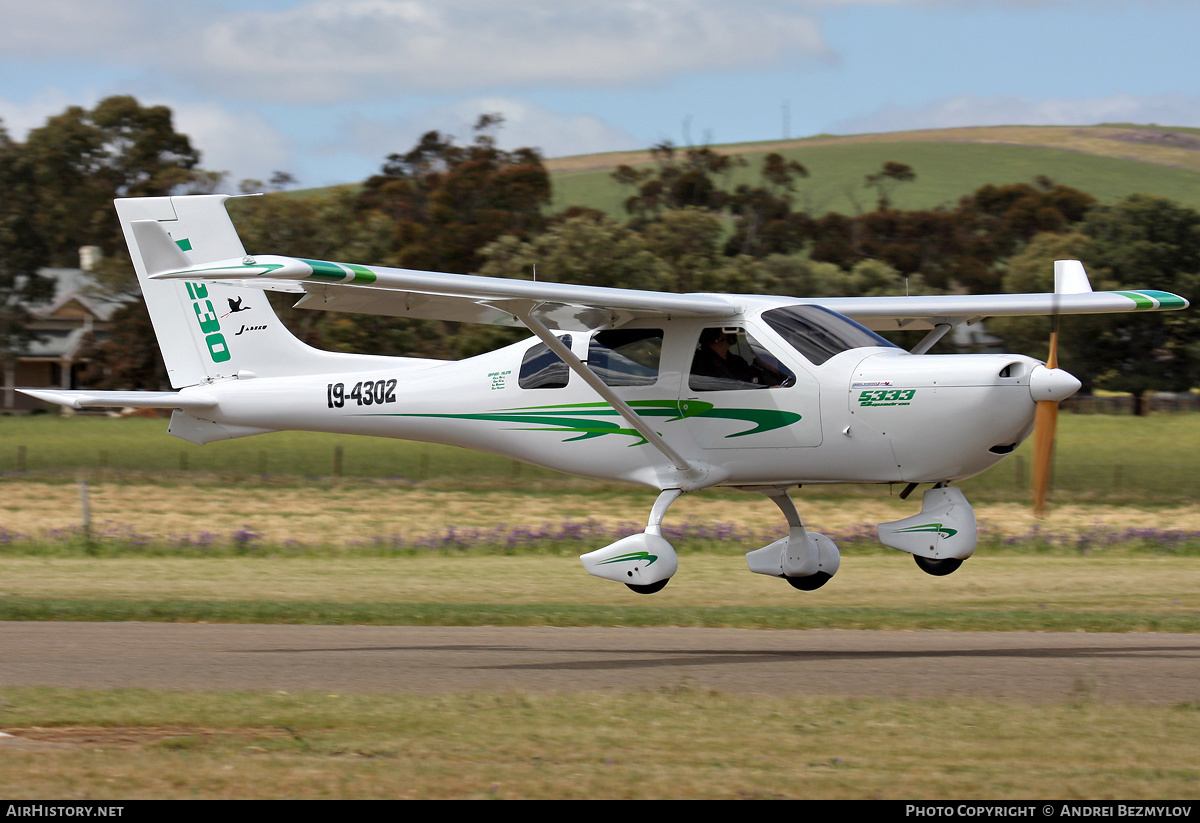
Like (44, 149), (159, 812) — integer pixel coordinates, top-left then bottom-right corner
(893, 523), (958, 539)
(597, 550), (659, 566)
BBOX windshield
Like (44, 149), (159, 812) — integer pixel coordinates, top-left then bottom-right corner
(762, 305), (898, 366)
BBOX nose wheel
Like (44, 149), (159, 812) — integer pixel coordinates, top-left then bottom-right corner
(626, 579), (670, 594)
(913, 555), (963, 576)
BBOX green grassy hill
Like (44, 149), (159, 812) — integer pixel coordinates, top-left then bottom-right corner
(545, 124), (1200, 217)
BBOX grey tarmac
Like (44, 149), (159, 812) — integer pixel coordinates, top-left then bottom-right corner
(1, 623), (1198, 703)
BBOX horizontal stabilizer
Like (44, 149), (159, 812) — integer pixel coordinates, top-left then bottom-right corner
(129, 219), (193, 277)
(18, 389), (218, 411)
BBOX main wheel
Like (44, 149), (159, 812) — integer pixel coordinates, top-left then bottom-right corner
(785, 571), (832, 591)
(626, 578), (670, 594)
(914, 555), (963, 576)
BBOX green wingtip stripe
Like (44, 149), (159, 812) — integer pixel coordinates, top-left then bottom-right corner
(1132, 290), (1188, 309)
(1114, 291), (1157, 309)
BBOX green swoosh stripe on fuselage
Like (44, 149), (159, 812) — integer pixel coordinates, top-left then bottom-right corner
(358, 399), (802, 444)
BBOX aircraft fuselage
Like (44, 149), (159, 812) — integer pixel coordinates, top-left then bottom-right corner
(169, 311), (1049, 492)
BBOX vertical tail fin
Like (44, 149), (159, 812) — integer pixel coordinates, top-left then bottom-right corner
(116, 195), (336, 387)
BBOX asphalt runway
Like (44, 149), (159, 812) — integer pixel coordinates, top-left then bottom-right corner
(1, 623), (1198, 703)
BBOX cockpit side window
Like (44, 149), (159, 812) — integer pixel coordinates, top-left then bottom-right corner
(519, 335), (572, 389)
(689, 327), (795, 392)
(762, 305), (898, 366)
(588, 329), (663, 387)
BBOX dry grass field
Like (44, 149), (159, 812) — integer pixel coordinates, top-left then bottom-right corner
(5, 480), (1200, 548)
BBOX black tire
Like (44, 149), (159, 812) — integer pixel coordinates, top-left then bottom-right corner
(784, 571), (832, 591)
(914, 555), (963, 576)
(626, 578), (670, 594)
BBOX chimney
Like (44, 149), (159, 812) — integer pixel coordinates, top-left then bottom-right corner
(79, 246), (102, 272)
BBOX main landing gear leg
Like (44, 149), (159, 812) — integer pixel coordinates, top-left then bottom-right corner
(877, 485), (978, 576)
(579, 489), (682, 594)
(744, 487), (841, 591)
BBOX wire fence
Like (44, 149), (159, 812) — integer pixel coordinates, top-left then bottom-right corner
(2, 406), (1198, 499)
(959, 455), (1200, 498)
(3, 441), (1196, 501)
(0, 441), (568, 483)
(1062, 395), (1200, 414)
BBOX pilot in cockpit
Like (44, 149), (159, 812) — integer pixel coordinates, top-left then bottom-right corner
(691, 327), (790, 389)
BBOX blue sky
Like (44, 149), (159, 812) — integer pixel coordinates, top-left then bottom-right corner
(1, 0), (1198, 188)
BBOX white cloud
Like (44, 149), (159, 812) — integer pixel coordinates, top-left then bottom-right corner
(0, 90), (83, 138)
(832, 93), (1200, 134)
(185, 0), (830, 102)
(0, 1), (1161, 109)
(169, 103), (294, 185)
(0, 0), (829, 102)
(0, 1), (148, 58)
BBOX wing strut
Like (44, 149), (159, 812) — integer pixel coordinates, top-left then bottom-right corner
(501, 301), (696, 475)
(909, 318), (965, 355)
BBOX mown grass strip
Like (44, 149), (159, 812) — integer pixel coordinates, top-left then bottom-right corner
(3, 597), (1198, 632)
(3, 686), (1198, 799)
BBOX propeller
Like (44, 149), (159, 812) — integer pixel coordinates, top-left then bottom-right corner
(1030, 314), (1060, 519)
(1030, 261), (1087, 519)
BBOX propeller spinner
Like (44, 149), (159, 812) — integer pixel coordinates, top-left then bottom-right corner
(1031, 262), (1087, 518)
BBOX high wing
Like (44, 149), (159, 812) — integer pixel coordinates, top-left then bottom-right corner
(804, 259), (1188, 353)
(132, 218), (736, 331)
(141, 214), (1187, 332)
(809, 289), (1189, 332)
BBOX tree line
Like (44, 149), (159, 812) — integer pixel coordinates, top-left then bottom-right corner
(2, 96), (1198, 411)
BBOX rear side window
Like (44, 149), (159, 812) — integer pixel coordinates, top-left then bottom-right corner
(519, 335), (572, 389)
(588, 329), (663, 387)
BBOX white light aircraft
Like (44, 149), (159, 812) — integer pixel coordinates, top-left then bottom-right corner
(21, 195), (1190, 593)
